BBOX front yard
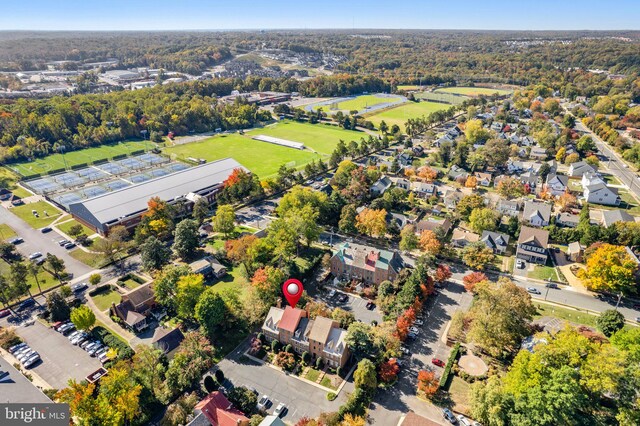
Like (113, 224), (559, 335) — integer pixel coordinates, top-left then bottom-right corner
(91, 287), (122, 312)
(528, 265), (559, 281)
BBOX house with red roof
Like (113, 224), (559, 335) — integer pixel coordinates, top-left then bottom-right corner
(191, 391), (249, 426)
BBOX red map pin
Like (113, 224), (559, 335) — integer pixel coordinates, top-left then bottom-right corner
(282, 278), (303, 308)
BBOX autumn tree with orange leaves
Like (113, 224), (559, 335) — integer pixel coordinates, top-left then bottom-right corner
(463, 271), (488, 293)
(465, 175), (478, 188)
(434, 264), (452, 284)
(251, 266), (285, 305)
(417, 370), (439, 398)
(417, 166), (438, 182)
(356, 208), (387, 237)
(379, 358), (400, 383)
(396, 307), (417, 341)
(419, 229), (441, 255)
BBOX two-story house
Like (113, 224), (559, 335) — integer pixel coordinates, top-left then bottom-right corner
(497, 199), (522, 217)
(411, 181), (437, 199)
(473, 172), (493, 187)
(568, 161), (596, 177)
(516, 226), (549, 264)
(522, 200), (552, 227)
(480, 231), (510, 254)
(544, 173), (569, 196)
(261, 306), (350, 368)
(330, 242), (403, 285)
(582, 173), (621, 206)
(111, 283), (156, 332)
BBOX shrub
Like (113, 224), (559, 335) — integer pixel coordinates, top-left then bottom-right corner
(336, 366), (343, 378)
(204, 375), (218, 393)
(271, 340), (281, 353)
(0, 329), (22, 350)
(284, 344), (293, 354)
(256, 332), (265, 343)
(215, 369), (225, 384)
(327, 392), (337, 401)
(274, 352), (296, 371)
(316, 357), (324, 369)
(301, 351), (311, 365)
(439, 342), (460, 389)
(91, 327), (134, 360)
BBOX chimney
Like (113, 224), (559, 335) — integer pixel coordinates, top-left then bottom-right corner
(276, 298), (282, 309)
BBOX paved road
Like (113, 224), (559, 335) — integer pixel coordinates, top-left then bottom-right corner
(574, 120), (640, 199)
(0, 204), (92, 278)
(369, 281), (473, 426)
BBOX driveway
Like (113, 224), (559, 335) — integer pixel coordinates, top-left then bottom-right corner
(4, 320), (102, 389)
(316, 288), (383, 325)
(216, 339), (351, 424)
(369, 281), (473, 425)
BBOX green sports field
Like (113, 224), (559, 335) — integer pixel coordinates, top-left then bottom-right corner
(416, 91), (469, 105)
(364, 101), (450, 129)
(8, 140), (148, 178)
(434, 87), (513, 97)
(164, 121), (363, 178)
(314, 94), (403, 113)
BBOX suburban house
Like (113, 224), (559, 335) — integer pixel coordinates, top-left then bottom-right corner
(189, 256), (227, 280)
(601, 209), (636, 228)
(567, 242), (584, 262)
(330, 242), (403, 285)
(191, 391), (249, 426)
(556, 212), (580, 228)
(568, 161), (596, 177)
(473, 172), (492, 187)
(497, 199), (522, 217)
(518, 171), (539, 190)
(414, 217), (453, 236)
(529, 146), (548, 160)
(387, 212), (409, 229)
(392, 177), (411, 190)
(516, 226), (549, 265)
(544, 173), (569, 196)
(480, 231), (510, 254)
(411, 181), (437, 198)
(582, 173), (621, 206)
(442, 190), (464, 209)
(371, 176), (392, 195)
(451, 228), (480, 248)
(448, 165), (469, 181)
(261, 306), (350, 368)
(151, 327), (184, 355)
(111, 283), (156, 332)
(522, 200), (552, 227)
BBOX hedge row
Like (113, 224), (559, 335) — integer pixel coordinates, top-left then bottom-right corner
(91, 326), (134, 360)
(439, 342), (461, 389)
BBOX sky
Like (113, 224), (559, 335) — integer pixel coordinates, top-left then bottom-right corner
(1, 0), (638, 31)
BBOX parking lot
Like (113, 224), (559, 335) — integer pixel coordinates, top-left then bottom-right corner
(4, 319), (102, 389)
(217, 340), (353, 423)
(235, 199), (279, 230)
(317, 287), (383, 325)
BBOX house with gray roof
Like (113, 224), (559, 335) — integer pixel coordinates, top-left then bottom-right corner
(481, 231), (510, 254)
(330, 242), (403, 285)
(370, 176), (393, 196)
(601, 209), (636, 228)
(522, 200), (552, 227)
(545, 173), (569, 196)
(498, 199), (522, 217)
(568, 161), (596, 177)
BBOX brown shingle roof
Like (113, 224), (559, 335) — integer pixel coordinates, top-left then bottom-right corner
(124, 283), (154, 308)
(308, 316), (335, 344)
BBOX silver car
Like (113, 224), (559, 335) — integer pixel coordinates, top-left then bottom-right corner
(22, 354), (41, 368)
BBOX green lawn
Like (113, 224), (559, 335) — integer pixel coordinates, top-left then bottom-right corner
(434, 87), (513, 97)
(11, 186), (32, 198)
(320, 376), (337, 390)
(255, 121), (364, 155)
(69, 249), (108, 268)
(164, 132), (321, 178)
(0, 259), (57, 296)
(533, 302), (598, 327)
(210, 266), (251, 298)
(305, 368), (321, 382)
(0, 224), (17, 240)
(56, 219), (95, 237)
(416, 91), (469, 105)
(8, 140), (148, 178)
(10, 201), (62, 228)
(449, 376), (472, 414)
(92, 288), (122, 312)
(528, 265), (560, 281)
(316, 94), (403, 113)
(364, 101), (450, 129)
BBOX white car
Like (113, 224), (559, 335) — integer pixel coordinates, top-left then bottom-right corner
(257, 395), (270, 410)
(274, 402), (287, 417)
(22, 354), (41, 368)
(526, 287), (541, 295)
(414, 319), (424, 326)
(457, 415), (472, 426)
(409, 326), (419, 334)
(28, 252), (43, 260)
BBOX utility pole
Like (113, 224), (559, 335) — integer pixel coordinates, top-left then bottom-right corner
(615, 292), (623, 310)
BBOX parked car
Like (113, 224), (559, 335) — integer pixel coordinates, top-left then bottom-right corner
(98, 352), (112, 364)
(22, 354), (41, 368)
(407, 332), (418, 340)
(58, 323), (75, 334)
(338, 293), (349, 303)
(17, 350), (36, 362)
(8, 237), (23, 244)
(366, 301), (376, 310)
(28, 252), (42, 260)
(545, 283), (558, 289)
(414, 319), (424, 326)
(71, 283), (88, 293)
(81, 340), (97, 350)
(67, 331), (82, 341)
(432, 358), (445, 367)
(257, 395), (270, 410)
(40, 227), (52, 233)
(409, 326), (419, 334)
(274, 402), (287, 417)
(71, 333), (89, 345)
(457, 415), (471, 426)
(64, 242), (76, 250)
(18, 299), (36, 310)
(328, 289), (336, 298)
(9, 343), (28, 354)
(526, 287), (541, 295)
(442, 408), (458, 424)
(0, 309), (11, 318)
(88, 345), (105, 357)
(516, 259), (525, 269)
(400, 346), (410, 356)
(58, 239), (70, 246)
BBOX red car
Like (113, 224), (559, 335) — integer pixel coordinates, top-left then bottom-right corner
(0, 309), (10, 318)
(431, 358), (445, 367)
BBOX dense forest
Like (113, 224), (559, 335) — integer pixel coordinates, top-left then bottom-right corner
(1, 30), (639, 81)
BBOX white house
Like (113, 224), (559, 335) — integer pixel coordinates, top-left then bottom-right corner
(569, 161), (596, 177)
(582, 172), (621, 206)
(522, 200), (552, 227)
(544, 173), (569, 196)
